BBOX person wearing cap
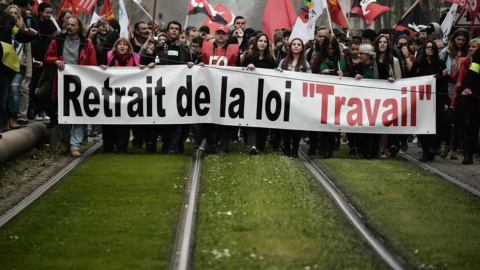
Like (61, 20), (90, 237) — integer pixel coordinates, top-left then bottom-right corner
(352, 43), (394, 159)
(200, 24), (240, 155)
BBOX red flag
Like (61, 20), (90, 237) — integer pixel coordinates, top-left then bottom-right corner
(55, 0), (79, 18)
(77, 0), (98, 14)
(262, 0), (296, 43)
(202, 4), (235, 35)
(351, 0), (390, 25)
(188, 0), (228, 25)
(327, 0), (347, 28)
(101, 0), (114, 19)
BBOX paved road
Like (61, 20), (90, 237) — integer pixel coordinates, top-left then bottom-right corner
(402, 143), (480, 194)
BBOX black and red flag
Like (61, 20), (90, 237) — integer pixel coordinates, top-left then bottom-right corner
(350, 0), (390, 26)
(395, 0), (430, 35)
(188, 0), (228, 25)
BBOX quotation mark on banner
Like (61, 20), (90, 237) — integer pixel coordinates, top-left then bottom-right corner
(402, 85), (432, 101)
(302, 82), (334, 98)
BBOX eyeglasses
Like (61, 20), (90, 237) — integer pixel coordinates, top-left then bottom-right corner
(398, 43), (407, 46)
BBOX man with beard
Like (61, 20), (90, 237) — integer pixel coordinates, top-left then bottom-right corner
(130, 21), (150, 53)
(44, 16), (97, 156)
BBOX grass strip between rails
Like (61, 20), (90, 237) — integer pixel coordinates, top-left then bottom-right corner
(314, 145), (480, 270)
(0, 145), (190, 270)
(194, 144), (388, 270)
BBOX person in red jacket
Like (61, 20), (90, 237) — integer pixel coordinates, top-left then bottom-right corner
(199, 25), (240, 155)
(44, 15), (97, 157)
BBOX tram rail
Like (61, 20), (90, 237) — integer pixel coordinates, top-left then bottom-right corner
(298, 148), (411, 270)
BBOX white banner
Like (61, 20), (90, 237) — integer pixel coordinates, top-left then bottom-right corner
(58, 65), (436, 134)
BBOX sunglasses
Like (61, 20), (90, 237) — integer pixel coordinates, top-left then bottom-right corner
(398, 43), (407, 47)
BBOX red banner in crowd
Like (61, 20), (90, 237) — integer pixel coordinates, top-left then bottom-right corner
(77, 0), (97, 14)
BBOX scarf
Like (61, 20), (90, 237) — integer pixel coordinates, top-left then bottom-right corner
(113, 51), (134, 66)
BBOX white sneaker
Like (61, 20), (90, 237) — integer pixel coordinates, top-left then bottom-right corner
(34, 114), (43, 121)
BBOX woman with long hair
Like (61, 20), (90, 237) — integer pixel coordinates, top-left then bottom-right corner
(450, 38), (480, 164)
(5, 4), (30, 130)
(243, 33), (276, 155)
(100, 37), (144, 153)
(276, 38), (311, 157)
(439, 28), (470, 158)
(409, 40), (449, 161)
(374, 35), (402, 158)
(309, 36), (346, 158)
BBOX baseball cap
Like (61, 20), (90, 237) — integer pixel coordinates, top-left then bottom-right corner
(215, 25), (228, 33)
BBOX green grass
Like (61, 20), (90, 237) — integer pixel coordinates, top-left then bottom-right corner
(194, 144), (387, 270)
(313, 145), (480, 270)
(0, 144), (191, 270)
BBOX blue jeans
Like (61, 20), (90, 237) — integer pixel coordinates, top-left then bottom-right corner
(60, 124), (86, 150)
(9, 71), (24, 115)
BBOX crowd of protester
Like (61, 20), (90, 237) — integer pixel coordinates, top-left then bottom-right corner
(1, 0), (480, 165)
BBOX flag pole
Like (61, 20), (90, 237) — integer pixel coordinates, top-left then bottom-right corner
(129, 0), (132, 25)
(393, 0), (420, 28)
(130, 0), (153, 20)
(324, 0), (342, 72)
(184, 15), (189, 28)
(324, 0), (335, 37)
(152, 0), (157, 33)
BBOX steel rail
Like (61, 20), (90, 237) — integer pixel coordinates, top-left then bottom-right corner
(298, 149), (410, 270)
(170, 150), (203, 270)
(0, 141), (103, 228)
